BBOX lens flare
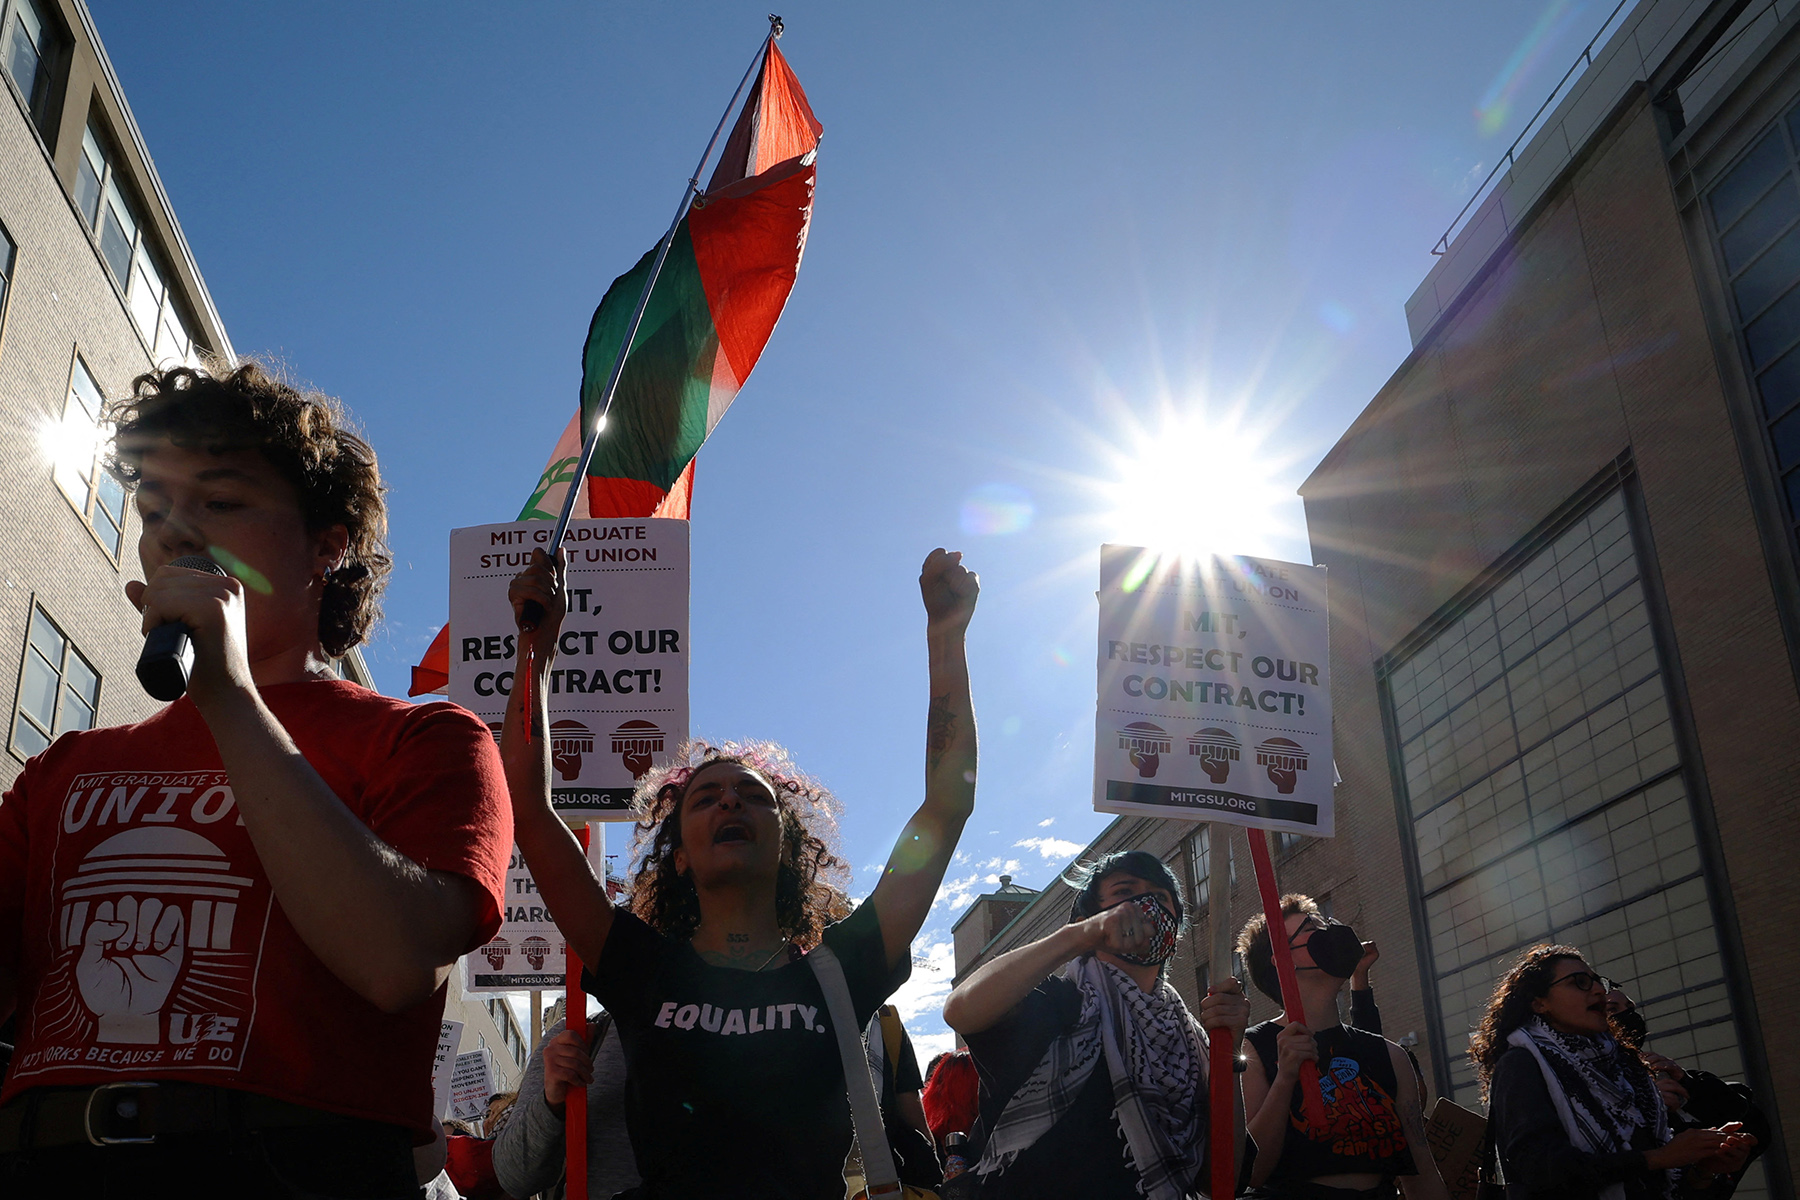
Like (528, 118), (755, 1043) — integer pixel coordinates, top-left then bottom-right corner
(959, 483), (1036, 536)
(1475, 0), (1586, 136)
(207, 545), (273, 595)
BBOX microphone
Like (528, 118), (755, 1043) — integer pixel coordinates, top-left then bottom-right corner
(136, 555), (230, 702)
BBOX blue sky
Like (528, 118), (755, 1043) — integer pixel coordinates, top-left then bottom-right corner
(89, 0), (1618, 1056)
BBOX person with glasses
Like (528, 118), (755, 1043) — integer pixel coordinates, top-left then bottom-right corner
(1236, 894), (1448, 1200)
(1471, 944), (1756, 1200)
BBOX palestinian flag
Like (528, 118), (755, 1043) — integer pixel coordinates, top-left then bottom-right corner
(407, 39), (818, 697)
(576, 38), (820, 516)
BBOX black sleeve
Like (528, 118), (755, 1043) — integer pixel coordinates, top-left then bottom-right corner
(822, 899), (912, 1029)
(1350, 988), (1382, 1034)
(964, 977), (1080, 1123)
(1491, 1050), (1652, 1194)
(582, 909), (666, 1023)
(895, 1022), (924, 1093)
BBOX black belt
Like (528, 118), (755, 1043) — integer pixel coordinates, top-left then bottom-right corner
(0, 1082), (363, 1151)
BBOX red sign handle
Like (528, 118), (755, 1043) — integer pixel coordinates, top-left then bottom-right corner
(1209, 1028), (1235, 1199)
(565, 827), (588, 1199)
(1246, 828), (1327, 1129)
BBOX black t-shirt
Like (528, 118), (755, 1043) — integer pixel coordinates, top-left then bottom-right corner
(964, 974), (1194, 1200)
(585, 901), (908, 1199)
(1243, 1019), (1417, 1184)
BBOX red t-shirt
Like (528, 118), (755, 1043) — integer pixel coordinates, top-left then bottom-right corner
(0, 680), (511, 1137)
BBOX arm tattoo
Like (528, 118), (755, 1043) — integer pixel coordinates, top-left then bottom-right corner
(926, 695), (957, 771)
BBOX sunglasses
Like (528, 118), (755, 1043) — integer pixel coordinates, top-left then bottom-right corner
(1548, 970), (1617, 994)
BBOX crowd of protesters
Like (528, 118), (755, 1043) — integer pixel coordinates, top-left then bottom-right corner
(0, 361), (1772, 1199)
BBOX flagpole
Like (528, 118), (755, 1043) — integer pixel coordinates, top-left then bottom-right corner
(543, 18), (780, 557)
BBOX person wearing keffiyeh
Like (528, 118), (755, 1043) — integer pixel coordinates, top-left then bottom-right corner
(1471, 944), (1757, 1200)
(943, 849), (1249, 1200)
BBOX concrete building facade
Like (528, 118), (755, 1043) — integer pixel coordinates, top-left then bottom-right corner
(958, 3), (1796, 1198)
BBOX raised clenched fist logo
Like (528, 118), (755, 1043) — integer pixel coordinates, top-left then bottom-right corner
(550, 720), (593, 782)
(612, 720), (664, 780)
(1256, 737), (1309, 795)
(1187, 728), (1241, 785)
(522, 936), (552, 971)
(482, 939), (510, 971)
(77, 896), (185, 1044)
(1118, 721), (1172, 780)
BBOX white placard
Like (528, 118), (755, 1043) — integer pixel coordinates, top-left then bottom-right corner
(449, 1047), (496, 1123)
(449, 518), (689, 818)
(1093, 546), (1333, 835)
(431, 1019), (464, 1119)
(466, 844), (568, 992)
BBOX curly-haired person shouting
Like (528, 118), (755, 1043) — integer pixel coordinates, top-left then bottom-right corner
(501, 546), (979, 1199)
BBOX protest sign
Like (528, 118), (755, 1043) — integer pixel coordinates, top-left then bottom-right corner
(432, 1019), (464, 1120)
(1427, 1098), (1488, 1200)
(450, 1047), (496, 1123)
(449, 518), (689, 817)
(466, 844), (568, 992)
(1094, 545), (1333, 834)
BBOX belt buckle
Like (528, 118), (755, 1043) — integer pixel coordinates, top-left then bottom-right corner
(84, 1081), (159, 1146)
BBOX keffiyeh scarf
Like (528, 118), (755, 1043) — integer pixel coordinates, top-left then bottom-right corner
(976, 956), (1209, 1200)
(1507, 1017), (1674, 1200)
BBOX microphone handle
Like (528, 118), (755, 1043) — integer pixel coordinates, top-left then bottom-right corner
(137, 621), (198, 702)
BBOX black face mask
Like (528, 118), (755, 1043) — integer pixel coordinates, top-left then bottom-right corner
(1296, 920), (1362, 980)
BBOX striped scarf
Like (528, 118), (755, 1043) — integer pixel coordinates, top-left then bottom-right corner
(976, 956), (1209, 1199)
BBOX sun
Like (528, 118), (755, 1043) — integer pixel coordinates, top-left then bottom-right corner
(1090, 407), (1303, 561)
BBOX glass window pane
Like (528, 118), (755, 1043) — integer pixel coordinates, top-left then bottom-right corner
(4, 21), (42, 109)
(1732, 220), (1800, 318)
(73, 155), (102, 228)
(69, 358), (103, 419)
(1711, 130), (1788, 231)
(1721, 177), (1800, 273)
(1743, 282), (1800, 368)
(1785, 465), (1800, 518)
(57, 684), (95, 735)
(92, 504), (122, 555)
(128, 244), (162, 344)
(18, 646), (59, 728)
(64, 650), (98, 706)
(1771, 407), (1800, 470)
(28, 606), (63, 662)
(0, 222), (13, 313)
(1756, 344), (1800, 421)
(95, 469), (125, 526)
(13, 713), (48, 757)
(98, 209), (133, 288)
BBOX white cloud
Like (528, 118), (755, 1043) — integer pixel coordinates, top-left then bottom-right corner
(911, 1028), (957, 1064)
(934, 872), (983, 913)
(1015, 836), (1084, 861)
(888, 938), (956, 1037)
(1038, 817), (1056, 827)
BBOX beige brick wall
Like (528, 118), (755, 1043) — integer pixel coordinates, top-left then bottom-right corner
(0, 81), (164, 789)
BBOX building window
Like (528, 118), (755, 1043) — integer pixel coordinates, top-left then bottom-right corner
(1707, 102), (1800, 564)
(1, 0), (60, 131)
(12, 603), (99, 758)
(72, 120), (194, 365)
(53, 356), (126, 557)
(485, 997), (526, 1069)
(1382, 490), (1747, 1108)
(1271, 830), (1304, 857)
(1188, 824), (1237, 909)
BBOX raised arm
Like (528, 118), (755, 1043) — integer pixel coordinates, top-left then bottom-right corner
(501, 548), (614, 969)
(868, 549), (979, 971)
(944, 907), (1126, 1034)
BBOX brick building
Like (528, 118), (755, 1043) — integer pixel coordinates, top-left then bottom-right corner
(0, 0), (371, 784)
(957, 2), (1796, 1196)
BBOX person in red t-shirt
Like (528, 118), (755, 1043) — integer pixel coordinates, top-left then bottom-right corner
(0, 363), (512, 1198)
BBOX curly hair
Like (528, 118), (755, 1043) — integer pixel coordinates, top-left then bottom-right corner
(1468, 943), (1586, 1100)
(627, 740), (851, 949)
(105, 361), (391, 657)
(1234, 893), (1322, 1004)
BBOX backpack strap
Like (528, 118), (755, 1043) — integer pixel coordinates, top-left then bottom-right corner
(810, 944), (903, 1200)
